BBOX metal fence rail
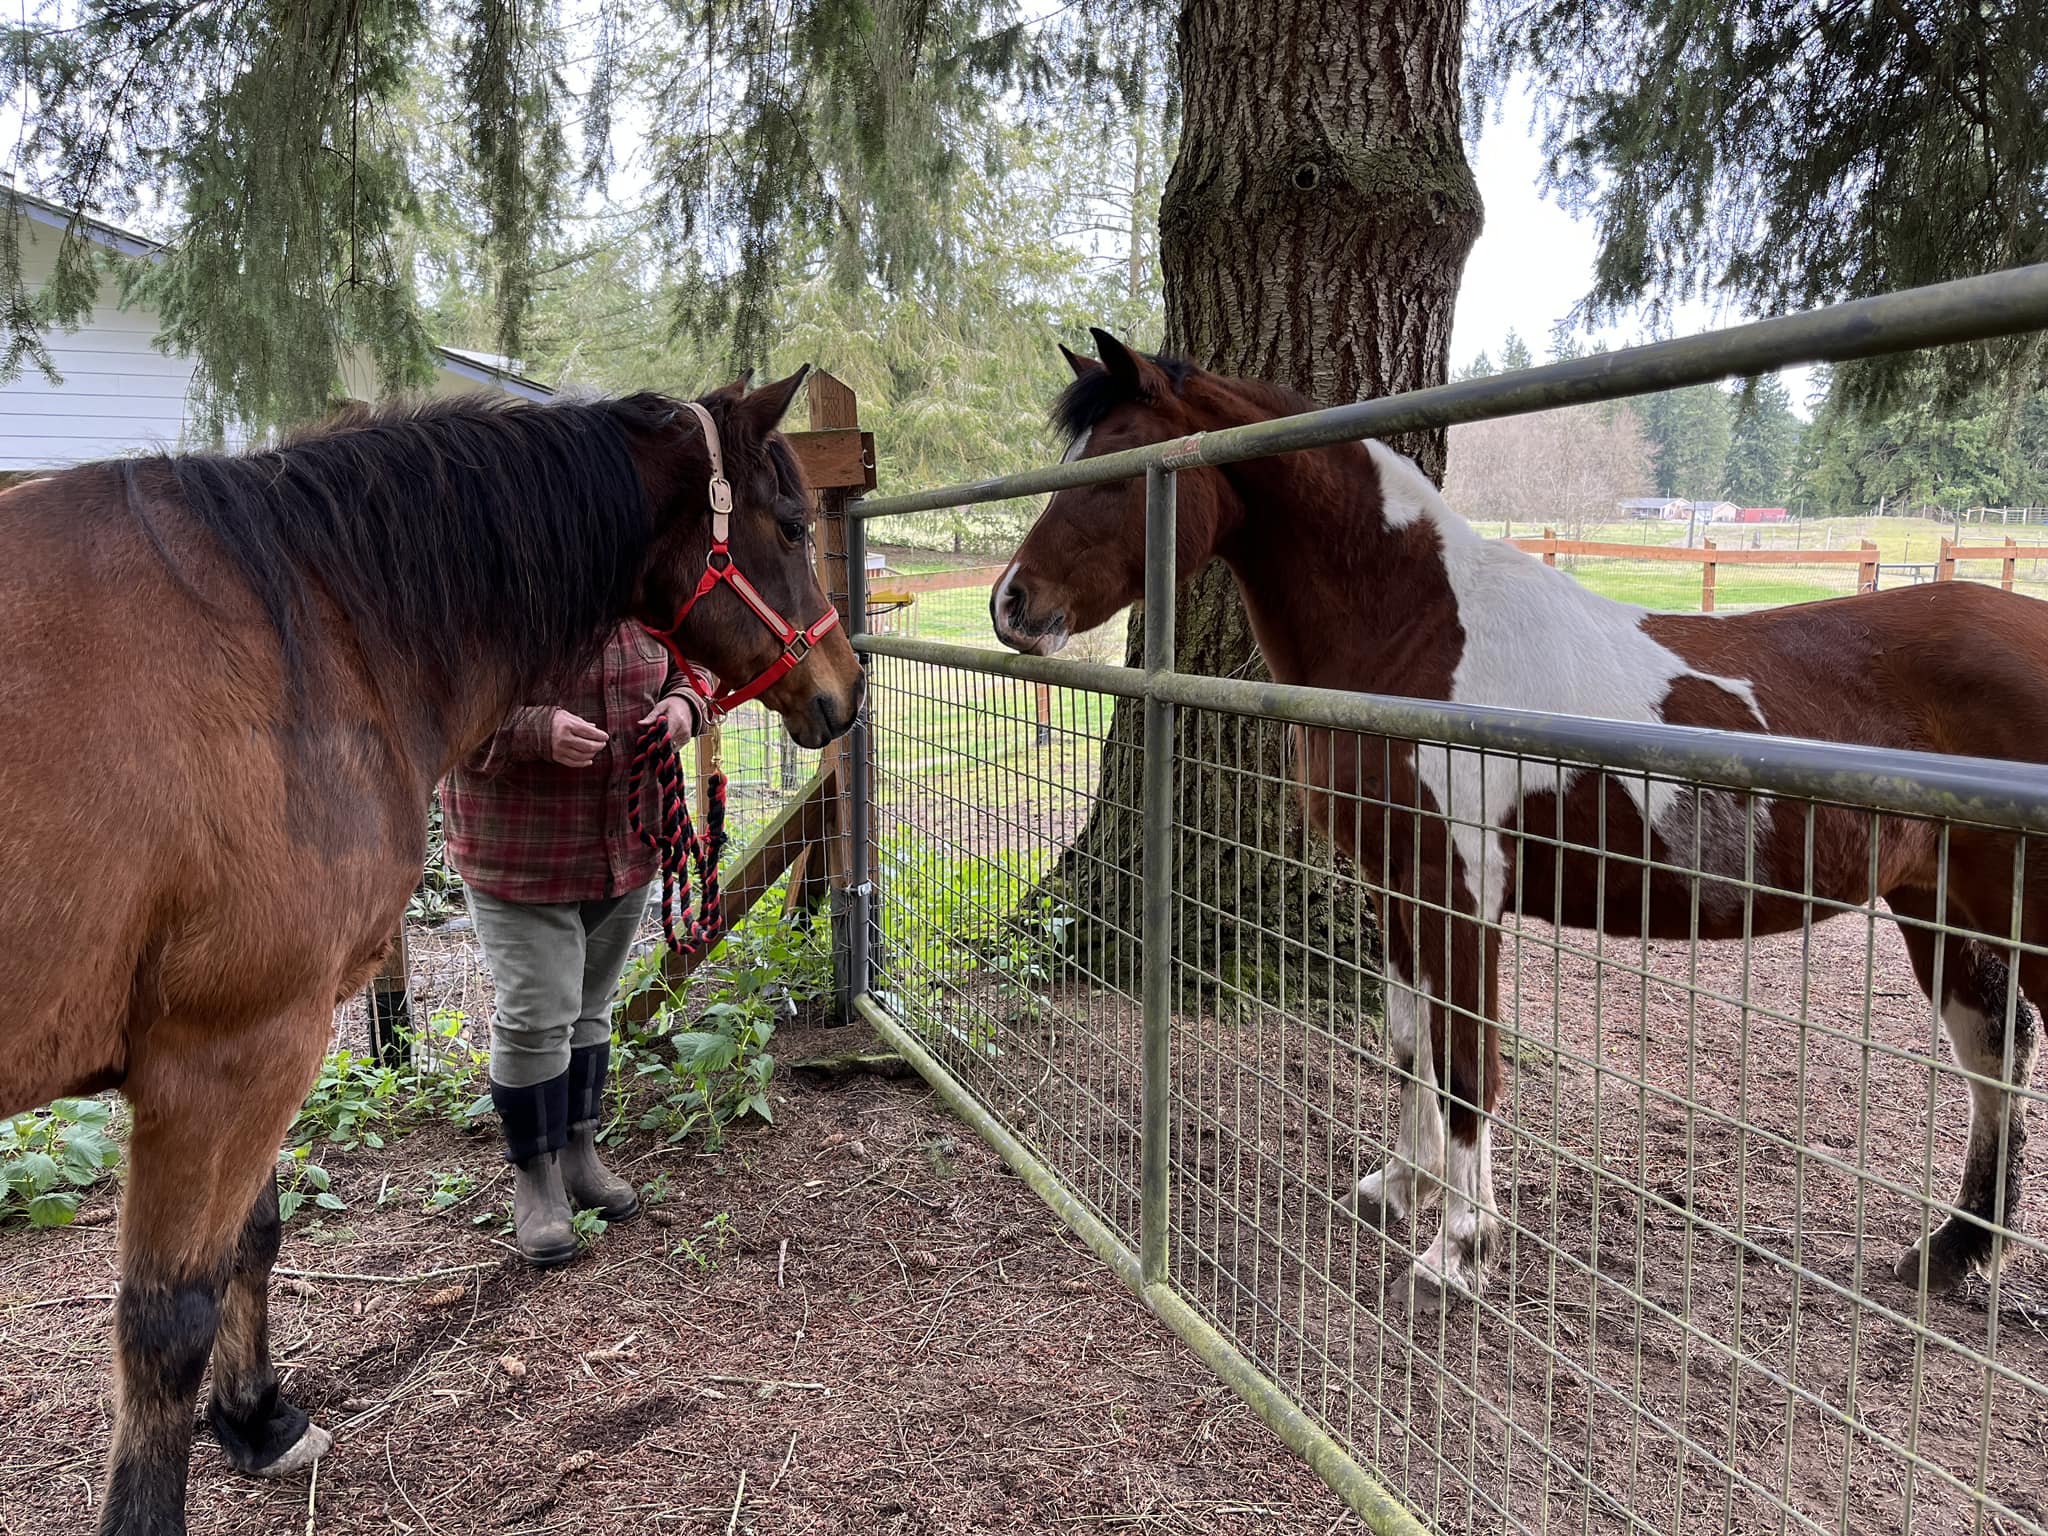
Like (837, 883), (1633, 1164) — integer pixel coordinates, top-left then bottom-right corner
(830, 266), (2048, 1534)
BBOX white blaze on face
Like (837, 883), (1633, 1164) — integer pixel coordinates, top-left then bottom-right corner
(991, 558), (1025, 647)
(1363, 440), (1773, 915)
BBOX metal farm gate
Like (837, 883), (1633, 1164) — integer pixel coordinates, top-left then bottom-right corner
(819, 269), (2048, 1535)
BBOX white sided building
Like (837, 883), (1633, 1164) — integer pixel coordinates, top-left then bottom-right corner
(0, 190), (550, 478)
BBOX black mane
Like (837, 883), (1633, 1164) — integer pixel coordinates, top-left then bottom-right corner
(1049, 350), (1196, 445)
(119, 392), (681, 702)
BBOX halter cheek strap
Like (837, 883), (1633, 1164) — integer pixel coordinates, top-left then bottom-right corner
(643, 400), (842, 718)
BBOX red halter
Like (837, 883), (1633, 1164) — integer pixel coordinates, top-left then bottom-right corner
(642, 400), (841, 719)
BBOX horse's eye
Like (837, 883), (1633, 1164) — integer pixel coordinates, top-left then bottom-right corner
(778, 520), (806, 544)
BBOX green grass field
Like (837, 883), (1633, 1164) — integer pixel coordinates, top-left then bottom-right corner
(874, 513), (2048, 632)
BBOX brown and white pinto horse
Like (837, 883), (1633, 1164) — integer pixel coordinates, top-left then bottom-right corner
(993, 330), (2047, 1307)
(0, 368), (862, 1536)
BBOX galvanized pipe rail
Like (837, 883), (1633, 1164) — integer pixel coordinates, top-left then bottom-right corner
(851, 263), (2048, 520)
(850, 633), (2048, 835)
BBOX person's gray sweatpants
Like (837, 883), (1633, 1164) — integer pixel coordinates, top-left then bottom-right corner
(468, 885), (650, 1088)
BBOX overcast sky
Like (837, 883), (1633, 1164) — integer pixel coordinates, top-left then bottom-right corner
(1455, 77), (1817, 417)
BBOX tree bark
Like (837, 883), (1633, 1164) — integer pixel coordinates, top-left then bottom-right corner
(1053, 0), (1482, 1002)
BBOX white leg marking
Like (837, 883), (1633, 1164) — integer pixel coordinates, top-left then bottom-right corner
(1896, 985), (2038, 1288)
(250, 1421), (332, 1480)
(1414, 1119), (1500, 1305)
(1346, 962), (1445, 1230)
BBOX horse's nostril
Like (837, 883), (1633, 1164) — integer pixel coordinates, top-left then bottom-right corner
(1002, 583), (1028, 623)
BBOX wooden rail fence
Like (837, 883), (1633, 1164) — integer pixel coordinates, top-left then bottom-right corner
(1938, 535), (2048, 590)
(1513, 529), (1881, 613)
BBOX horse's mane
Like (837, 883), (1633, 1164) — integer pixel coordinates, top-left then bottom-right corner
(1050, 351), (1196, 445)
(1049, 349), (1316, 445)
(117, 391), (680, 701)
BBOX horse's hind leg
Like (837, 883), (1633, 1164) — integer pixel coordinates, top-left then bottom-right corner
(100, 1006), (330, 1536)
(1889, 889), (2039, 1293)
(206, 1172), (331, 1477)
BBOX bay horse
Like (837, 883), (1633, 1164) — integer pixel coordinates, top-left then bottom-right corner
(0, 367), (863, 1535)
(991, 329), (2046, 1307)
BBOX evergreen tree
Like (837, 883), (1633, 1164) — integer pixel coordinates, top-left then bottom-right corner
(1722, 374), (1802, 506)
(1498, 328), (1533, 371)
(1796, 366), (2048, 515)
(1474, 0), (2048, 408)
(1637, 384), (1733, 501)
(4, 0), (2043, 435)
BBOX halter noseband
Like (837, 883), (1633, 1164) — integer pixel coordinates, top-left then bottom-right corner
(643, 399), (841, 719)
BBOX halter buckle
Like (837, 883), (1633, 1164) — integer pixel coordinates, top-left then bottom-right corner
(787, 633), (812, 663)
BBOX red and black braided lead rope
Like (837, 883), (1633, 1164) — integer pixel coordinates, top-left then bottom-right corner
(627, 716), (728, 958)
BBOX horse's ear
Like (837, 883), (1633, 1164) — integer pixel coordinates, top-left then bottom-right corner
(1058, 342), (1101, 380)
(733, 364), (811, 435)
(1089, 328), (1157, 397)
(700, 368), (754, 404)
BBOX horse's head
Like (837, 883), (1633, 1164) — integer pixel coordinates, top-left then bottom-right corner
(992, 330), (1262, 656)
(633, 366), (864, 748)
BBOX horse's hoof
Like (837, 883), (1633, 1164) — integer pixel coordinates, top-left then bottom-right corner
(1344, 1190), (1393, 1231)
(249, 1421), (332, 1480)
(1405, 1263), (1464, 1314)
(1406, 1233), (1489, 1312)
(1894, 1229), (1985, 1295)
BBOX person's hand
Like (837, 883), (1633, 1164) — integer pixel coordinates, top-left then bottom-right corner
(641, 694), (701, 746)
(547, 709), (608, 767)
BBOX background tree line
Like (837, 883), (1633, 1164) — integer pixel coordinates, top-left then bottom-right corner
(1448, 332), (2048, 527)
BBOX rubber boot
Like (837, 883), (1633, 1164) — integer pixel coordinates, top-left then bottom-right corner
(492, 1072), (578, 1267)
(561, 1042), (640, 1221)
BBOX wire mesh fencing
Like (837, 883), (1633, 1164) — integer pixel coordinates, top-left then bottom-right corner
(856, 646), (2048, 1536)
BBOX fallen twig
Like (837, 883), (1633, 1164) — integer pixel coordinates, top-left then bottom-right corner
(725, 1468), (747, 1536)
(1, 1292), (115, 1312)
(275, 1261), (497, 1286)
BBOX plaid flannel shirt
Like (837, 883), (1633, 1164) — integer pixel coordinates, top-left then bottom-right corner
(442, 622), (717, 905)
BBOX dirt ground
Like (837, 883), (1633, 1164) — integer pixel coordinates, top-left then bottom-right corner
(0, 932), (1360, 1536)
(9, 895), (2048, 1536)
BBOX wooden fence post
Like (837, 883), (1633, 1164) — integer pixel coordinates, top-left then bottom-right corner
(806, 371), (880, 1024)
(1936, 538), (1956, 582)
(1541, 527), (1557, 567)
(696, 726), (720, 827)
(1857, 540), (1880, 594)
(365, 922), (412, 1067)
(2002, 536), (2018, 592)
(1035, 682), (1053, 746)
(1700, 538), (1717, 613)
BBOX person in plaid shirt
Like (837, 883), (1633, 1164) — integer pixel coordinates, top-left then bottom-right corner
(443, 622), (716, 1265)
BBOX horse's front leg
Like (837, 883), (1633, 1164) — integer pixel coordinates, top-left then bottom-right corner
(1342, 897), (1446, 1232)
(101, 1001), (332, 1536)
(1409, 863), (1506, 1307)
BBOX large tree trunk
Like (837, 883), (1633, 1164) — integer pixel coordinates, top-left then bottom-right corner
(1053, 0), (1482, 1004)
